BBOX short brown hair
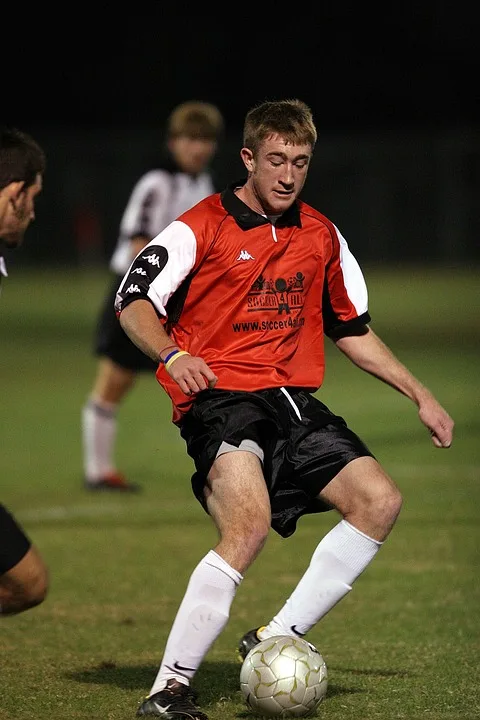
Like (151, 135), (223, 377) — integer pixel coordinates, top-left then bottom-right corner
(0, 126), (46, 190)
(167, 101), (224, 141)
(243, 99), (317, 155)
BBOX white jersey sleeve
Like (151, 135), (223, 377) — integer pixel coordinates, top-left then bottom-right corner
(333, 223), (369, 315)
(114, 220), (197, 318)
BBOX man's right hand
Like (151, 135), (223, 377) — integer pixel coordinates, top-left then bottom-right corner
(166, 353), (217, 395)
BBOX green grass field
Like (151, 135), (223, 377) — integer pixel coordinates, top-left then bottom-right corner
(0, 266), (479, 720)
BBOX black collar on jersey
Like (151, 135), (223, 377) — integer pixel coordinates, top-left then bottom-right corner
(221, 179), (302, 230)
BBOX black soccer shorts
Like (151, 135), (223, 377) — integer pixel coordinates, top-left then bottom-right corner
(0, 504), (31, 574)
(93, 275), (158, 372)
(180, 387), (375, 538)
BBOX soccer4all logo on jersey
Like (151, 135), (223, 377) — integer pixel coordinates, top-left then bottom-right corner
(233, 258), (306, 334)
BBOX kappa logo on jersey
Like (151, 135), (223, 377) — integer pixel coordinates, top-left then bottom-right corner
(236, 249), (255, 261)
(142, 252), (162, 267)
(119, 245), (167, 306)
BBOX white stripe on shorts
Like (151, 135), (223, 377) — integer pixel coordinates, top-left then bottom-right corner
(280, 387), (302, 420)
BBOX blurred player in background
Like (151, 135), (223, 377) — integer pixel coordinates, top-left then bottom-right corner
(81, 101), (224, 492)
(0, 126), (49, 615)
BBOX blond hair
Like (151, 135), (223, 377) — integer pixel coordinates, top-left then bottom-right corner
(167, 101), (224, 141)
(243, 99), (317, 154)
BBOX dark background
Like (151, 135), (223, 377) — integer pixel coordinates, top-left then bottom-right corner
(6, 6), (478, 132)
(3, 5), (479, 267)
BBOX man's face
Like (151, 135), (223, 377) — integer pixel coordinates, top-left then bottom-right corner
(241, 133), (312, 215)
(1, 173), (43, 247)
(168, 136), (218, 175)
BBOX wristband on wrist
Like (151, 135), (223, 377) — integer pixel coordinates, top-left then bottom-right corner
(159, 345), (179, 364)
(164, 350), (191, 372)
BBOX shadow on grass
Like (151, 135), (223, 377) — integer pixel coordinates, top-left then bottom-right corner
(66, 660), (363, 703)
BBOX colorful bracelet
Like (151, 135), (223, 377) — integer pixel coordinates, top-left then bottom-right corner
(164, 350), (191, 372)
(162, 348), (180, 365)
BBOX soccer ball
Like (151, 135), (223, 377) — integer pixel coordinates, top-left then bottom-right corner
(240, 635), (328, 717)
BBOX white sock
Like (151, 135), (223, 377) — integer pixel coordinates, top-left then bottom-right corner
(260, 519), (382, 639)
(150, 550), (243, 694)
(82, 397), (117, 481)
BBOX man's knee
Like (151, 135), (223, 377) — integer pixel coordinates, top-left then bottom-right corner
(220, 504), (271, 569)
(367, 478), (403, 527)
(1, 546), (49, 615)
(208, 449), (272, 565)
(322, 457), (403, 537)
(240, 515), (271, 556)
(25, 545), (49, 603)
(24, 557), (49, 609)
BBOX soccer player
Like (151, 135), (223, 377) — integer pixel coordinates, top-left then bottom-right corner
(115, 99), (454, 719)
(0, 126), (49, 615)
(82, 101), (224, 492)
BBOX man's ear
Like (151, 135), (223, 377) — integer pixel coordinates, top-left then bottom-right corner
(240, 147), (254, 172)
(6, 181), (25, 201)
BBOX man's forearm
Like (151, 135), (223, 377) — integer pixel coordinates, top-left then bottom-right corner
(119, 299), (174, 363)
(334, 327), (432, 406)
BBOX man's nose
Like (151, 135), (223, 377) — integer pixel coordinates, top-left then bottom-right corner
(280, 167), (294, 186)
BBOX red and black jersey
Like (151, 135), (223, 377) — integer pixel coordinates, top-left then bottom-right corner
(115, 180), (371, 424)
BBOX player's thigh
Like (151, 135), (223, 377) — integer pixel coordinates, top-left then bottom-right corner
(318, 456), (401, 516)
(206, 450), (271, 538)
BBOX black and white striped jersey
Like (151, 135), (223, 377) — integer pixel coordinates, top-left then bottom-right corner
(109, 164), (216, 275)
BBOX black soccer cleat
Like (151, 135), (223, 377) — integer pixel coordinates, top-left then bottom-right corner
(237, 626), (266, 662)
(136, 679), (208, 719)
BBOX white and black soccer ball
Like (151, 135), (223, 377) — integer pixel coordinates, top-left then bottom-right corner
(239, 634), (328, 717)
